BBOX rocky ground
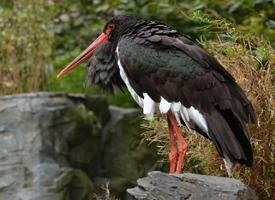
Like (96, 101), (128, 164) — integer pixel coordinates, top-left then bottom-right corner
(126, 171), (258, 200)
(0, 92), (257, 200)
(0, 92), (157, 200)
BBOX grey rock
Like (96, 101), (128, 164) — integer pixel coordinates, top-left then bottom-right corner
(0, 92), (98, 200)
(69, 94), (111, 126)
(0, 92), (158, 199)
(126, 171), (258, 200)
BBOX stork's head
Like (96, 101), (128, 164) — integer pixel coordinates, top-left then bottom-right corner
(57, 15), (140, 78)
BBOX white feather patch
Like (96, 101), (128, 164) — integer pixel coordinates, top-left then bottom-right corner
(180, 106), (190, 122)
(171, 102), (182, 124)
(116, 47), (144, 107)
(159, 97), (171, 114)
(143, 93), (155, 120)
(171, 102), (181, 113)
(179, 106), (191, 130)
(188, 106), (208, 132)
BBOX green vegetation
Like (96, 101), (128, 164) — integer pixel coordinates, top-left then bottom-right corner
(0, 0), (55, 94)
(0, 0), (274, 199)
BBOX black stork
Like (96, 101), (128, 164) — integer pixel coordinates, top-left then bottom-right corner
(57, 15), (256, 175)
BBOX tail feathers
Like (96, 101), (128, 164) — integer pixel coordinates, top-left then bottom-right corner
(205, 108), (253, 166)
(229, 83), (257, 124)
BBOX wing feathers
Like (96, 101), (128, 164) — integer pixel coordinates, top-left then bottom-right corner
(205, 108), (253, 166)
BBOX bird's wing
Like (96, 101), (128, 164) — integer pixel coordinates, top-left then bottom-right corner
(117, 35), (256, 165)
(118, 35), (256, 123)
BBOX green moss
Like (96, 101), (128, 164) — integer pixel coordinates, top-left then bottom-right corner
(55, 168), (95, 200)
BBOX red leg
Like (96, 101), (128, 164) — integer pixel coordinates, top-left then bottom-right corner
(167, 112), (188, 173)
(174, 126), (188, 173)
(167, 113), (177, 174)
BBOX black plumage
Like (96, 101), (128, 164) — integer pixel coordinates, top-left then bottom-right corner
(87, 43), (125, 92)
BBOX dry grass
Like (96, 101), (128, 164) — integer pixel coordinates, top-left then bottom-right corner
(0, 0), (54, 95)
(87, 182), (118, 200)
(212, 40), (275, 199)
(141, 38), (274, 199)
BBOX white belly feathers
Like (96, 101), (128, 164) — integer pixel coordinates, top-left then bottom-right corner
(116, 46), (208, 133)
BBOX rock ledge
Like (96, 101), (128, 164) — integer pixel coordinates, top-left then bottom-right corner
(126, 171), (258, 200)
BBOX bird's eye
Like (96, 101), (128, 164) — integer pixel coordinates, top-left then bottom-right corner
(105, 23), (115, 35)
(108, 24), (115, 29)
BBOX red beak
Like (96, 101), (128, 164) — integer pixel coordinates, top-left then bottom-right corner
(57, 32), (109, 78)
